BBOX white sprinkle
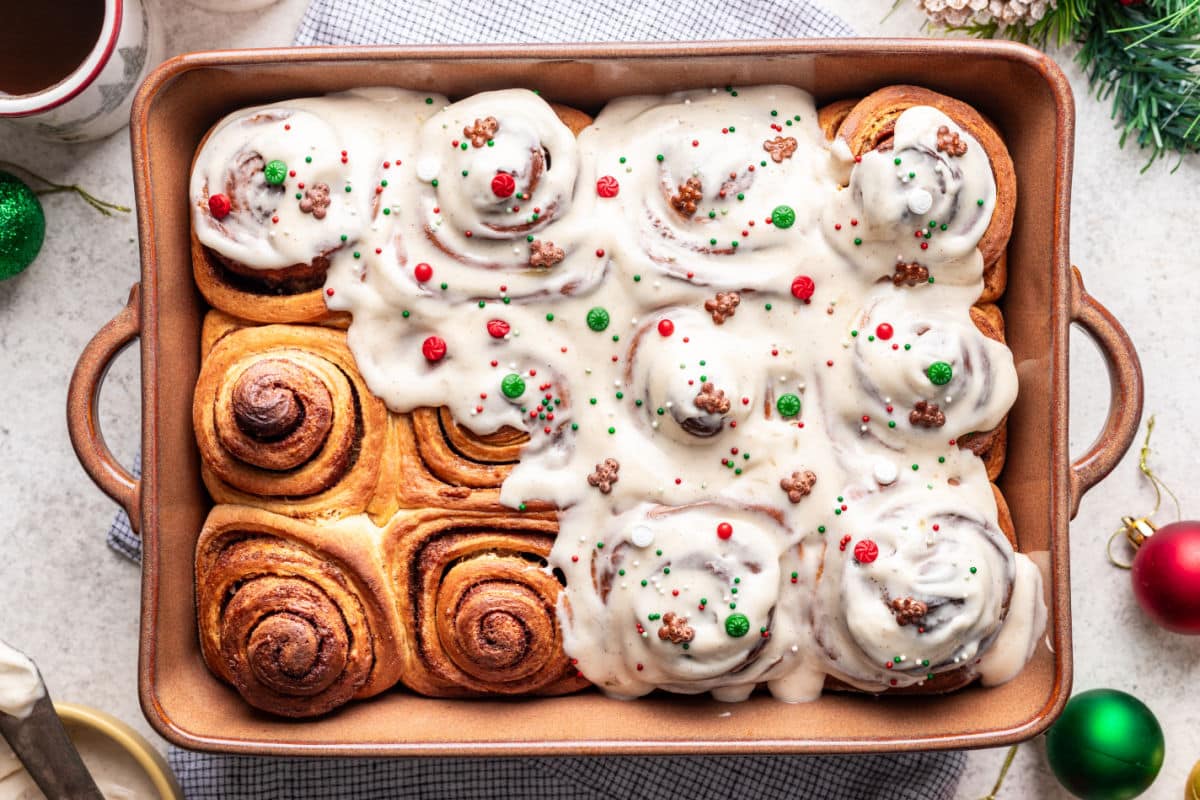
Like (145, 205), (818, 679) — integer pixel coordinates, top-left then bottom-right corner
(874, 459), (899, 485)
(416, 157), (440, 181)
(631, 525), (655, 548)
(907, 187), (934, 215)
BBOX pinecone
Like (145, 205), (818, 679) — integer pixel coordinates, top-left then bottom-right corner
(916, 0), (1048, 27)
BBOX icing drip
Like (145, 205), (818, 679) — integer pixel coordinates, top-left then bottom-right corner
(193, 85), (1044, 702)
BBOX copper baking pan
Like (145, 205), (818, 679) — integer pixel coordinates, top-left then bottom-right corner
(67, 40), (1143, 756)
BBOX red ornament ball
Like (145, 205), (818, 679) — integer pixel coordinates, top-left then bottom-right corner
(207, 193), (231, 219)
(853, 539), (879, 564)
(791, 275), (815, 301)
(717, 522), (733, 540)
(421, 336), (447, 362)
(876, 323), (894, 340)
(596, 175), (620, 198)
(491, 173), (516, 198)
(486, 319), (510, 339)
(414, 262), (433, 282)
(1131, 520), (1200, 634)
(657, 318), (674, 337)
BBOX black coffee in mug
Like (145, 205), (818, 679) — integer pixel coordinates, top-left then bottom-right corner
(0, 0), (107, 96)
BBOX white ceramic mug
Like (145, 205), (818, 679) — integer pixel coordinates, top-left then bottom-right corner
(0, 0), (162, 143)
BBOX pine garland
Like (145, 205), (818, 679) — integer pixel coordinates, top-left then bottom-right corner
(943, 0), (1200, 169)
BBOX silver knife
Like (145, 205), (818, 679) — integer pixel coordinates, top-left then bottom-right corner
(0, 688), (105, 800)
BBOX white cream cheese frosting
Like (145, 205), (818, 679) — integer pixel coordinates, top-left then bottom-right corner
(0, 641), (43, 720)
(191, 85), (1045, 702)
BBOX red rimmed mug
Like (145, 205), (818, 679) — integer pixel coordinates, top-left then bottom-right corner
(0, 0), (161, 143)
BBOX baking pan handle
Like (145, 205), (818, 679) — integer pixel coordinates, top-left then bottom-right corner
(1068, 266), (1143, 519)
(67, 283), (143, 533)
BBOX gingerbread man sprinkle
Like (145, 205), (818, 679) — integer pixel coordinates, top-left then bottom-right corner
(298, 182), (331, 219)
(892, 260), (930, 287)
(909, 400), (946, 428)
(657, 612), (695, 644)
(463, 116), (499, 148)
(763, 136), (798, 163)
(670, 177), (703, 218)
(890, 596), (929, 626)
(529, 239), (565, 268)
(780, 470), (817, 503)
(587, 458), (620, 494)
(704, 291), (740, 325)
(694, 382), (731, 415)
(936, 125), (967, 157)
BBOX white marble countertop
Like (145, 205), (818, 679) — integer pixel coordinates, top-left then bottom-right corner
(1, 0), (1197, 796)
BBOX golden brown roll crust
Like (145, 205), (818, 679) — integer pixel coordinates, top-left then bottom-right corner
(836, 85), (1016, 272)
(195, 505), (405, 717)
(193, 315), (393, 522)
(383, 508), (588, 697)
(817, 98), (860, 141)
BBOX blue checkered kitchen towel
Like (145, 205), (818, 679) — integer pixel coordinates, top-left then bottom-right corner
(106, 0), (969, 796)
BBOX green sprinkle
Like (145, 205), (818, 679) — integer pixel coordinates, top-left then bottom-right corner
(633, 274), (641, 282)
(382, 208), (391, 215)
(725, 613), (750, 638)
(771, 204), (796, 229)
(737, 192), (745, 201)
(431, 179), (439, 187)
(597, 542), (604, 549)
(663, 567), (670, 575)
(380, 179), (388, 187)
(619, 156), (627, 163)
(425, 97), (434, 104)
(765, 303), (772, 311)
(641, 579), (648, 587)
(970, 566), (978, 574)
(618, 569), (625, 576)
(461, 142), (468, 150)
(615, 391), (624, 400)
(912, 464), (920, 471)
(340, 234), (348, 242)
(853, 237), (863, 246)
(344, 185), (352, 193)
(263, 160), (287, 185)
(586, 306), (610, 331)
(501, 374), (526, 399)
(589, 397), (597, 405)
(938, 456), (946, 463)
(818, 526), (826, 533)
(440, 282), (448, 290)
(926, 361), (954, 386)
(888, 421), (896, 428)
(518, 503), (527, 511)
(656, 407), (665, 416)
(894, 157), (902, 165)
(608, 426), (616, 434)
(776, 393), (802, 418)
(656, 154), (665, 162)
(401, 310), (410, 318)
(571, 423), (578, 430)
(545, 313), (555, 322)
(353, 251), (361, 259)
(305, 156), (312, 163)
(771, 110), (778, 116)
(977, 198), (985, 206)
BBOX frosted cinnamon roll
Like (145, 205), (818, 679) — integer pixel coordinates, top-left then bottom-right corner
(554, 502), (823, 702)
(826, 92), (1014, 290)
(582, 86), (840, 297)
(193, 315), (392, 521)
(195, 506), (404, 717)
(812, 484), (1043, 692)
(384, 508), (587, 697)
(827, 294), (1017, 452)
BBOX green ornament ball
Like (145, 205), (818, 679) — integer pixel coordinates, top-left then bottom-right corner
(0, 172), (46, 280)
(500, 373), (526, 399)
(771, 204), (796, 229)
(263, 159), (288, 186)
(586, 306), (610, 332)
(724, 612), (750, 638)
(1045, 689), (1164, 800)
(926, 360), (954, 386)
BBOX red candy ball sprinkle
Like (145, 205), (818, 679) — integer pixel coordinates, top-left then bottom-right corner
(486, 319), (510, 339)
(414, 262), (433, 282)
(657, 318), (675, 337)
(421, 336), (447, 362)
(491, 173), (516, 198)
(791, 275), (815, 301)
(596, 175), (620, 198)
(876, 323), (894, 340)
(853, 539), (879, 564)
(717, 522), (733, 540)
(207, 193), (232, 219)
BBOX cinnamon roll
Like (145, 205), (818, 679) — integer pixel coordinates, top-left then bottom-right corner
(195, 505), (404, 717)
(554, 502), (823, 702)
(812, 483), (1042, 693)
(827, 87), (1016, 290)
(193, 314), (392, 522)
(817, 98), (860, 141)
(383, 508), (587, 696)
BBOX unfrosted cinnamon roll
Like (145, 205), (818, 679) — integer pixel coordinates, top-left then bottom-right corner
(554, 502), (823, 702)
(812, 483), (1041, 693)
(195, 505), (404, 717)
(383, 508), (587, 697)
(193, 314), (392, 521)
(817, 98), (860, 141)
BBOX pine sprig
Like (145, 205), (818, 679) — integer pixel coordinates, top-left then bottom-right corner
(941, 0), (1200, 168)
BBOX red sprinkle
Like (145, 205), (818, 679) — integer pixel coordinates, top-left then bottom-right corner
(207, 193), (232, 219)
(596, 249), (605, 257)
(876, 323), (894, 340)
(491, 172), (516, 198)
(414, 262), (433, 282)
(791, 275), (815, 301)
(657, 319), (675, 337)
(325, 288), (335, 297)
(596, 175), (620, 198)
(486, 319), (510, 338)
(421, 336), (447, 362)
(853, 539), (879, 564)
(717, 522), (733, 540)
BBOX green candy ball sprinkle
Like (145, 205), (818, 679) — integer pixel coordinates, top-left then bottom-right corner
(771, 204), (796, 229)
(926, 361), (954, 386)
(776, 393), (802, 418)
(501, 373), (526, 399)
(725, 613), (750, 638)
(586, 306), (610, 332)
(263, 159), (288, 185)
